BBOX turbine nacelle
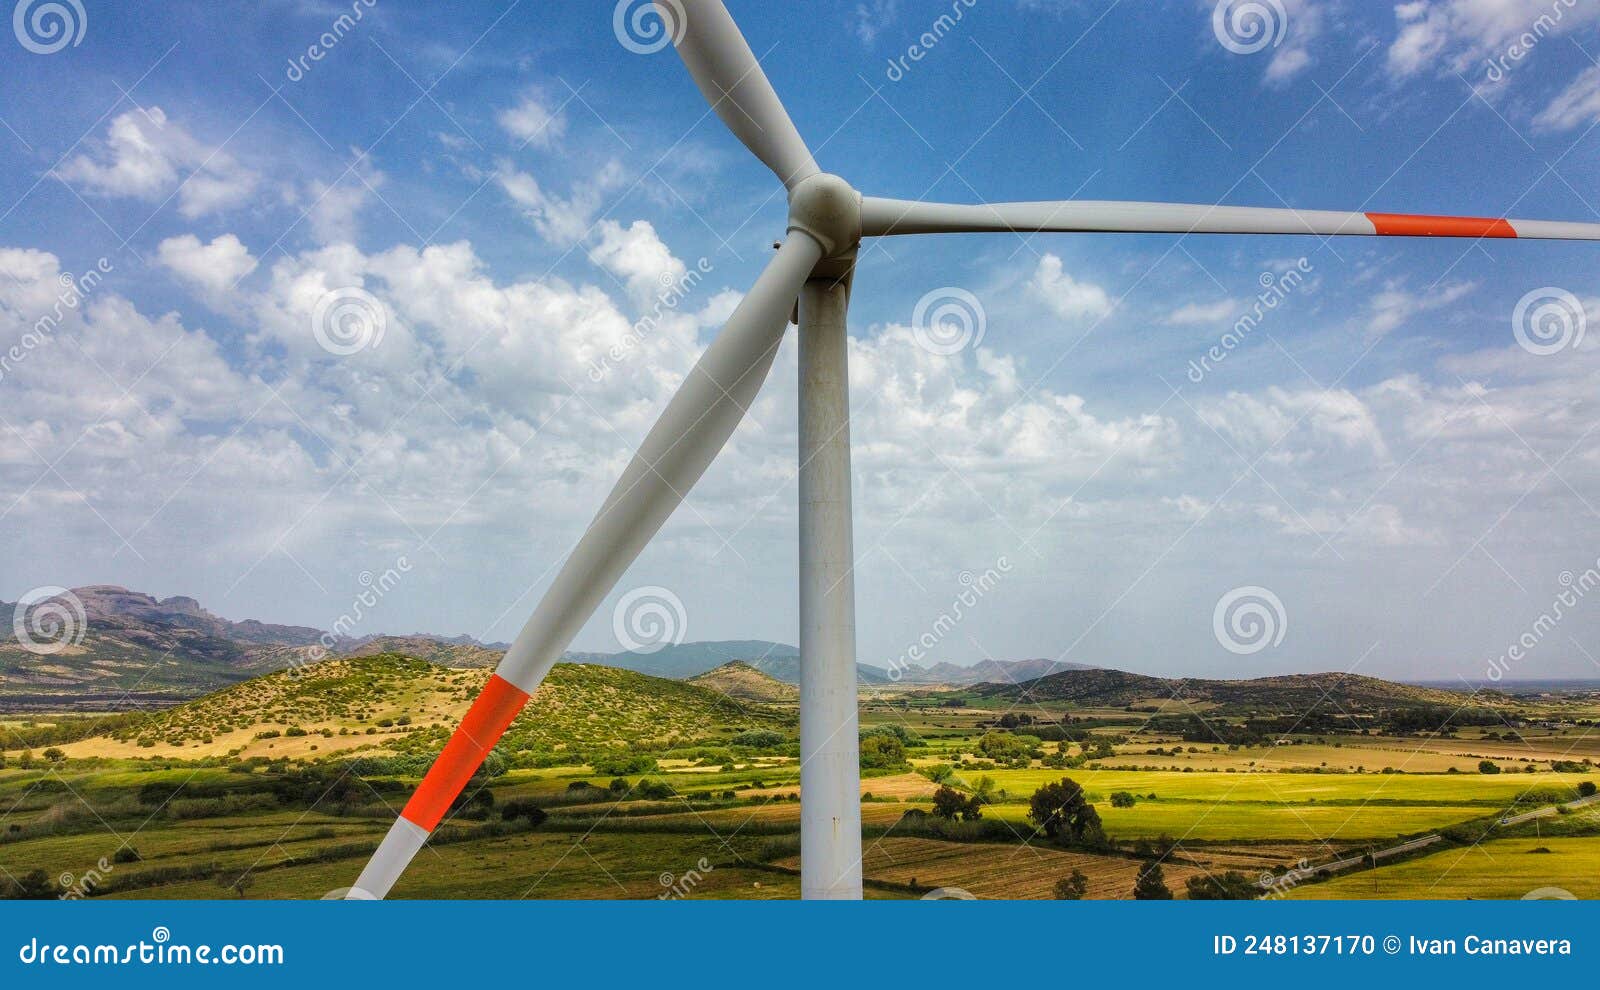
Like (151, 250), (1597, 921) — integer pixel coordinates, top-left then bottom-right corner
(787, 172), (862, 262)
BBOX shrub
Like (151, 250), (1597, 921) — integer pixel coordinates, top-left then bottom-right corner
(1109, 791), (1137, 808)
(1186, 871), (1259, 900)
(1053, 870), (1089, 900)
(1132, 862), (1172, 900)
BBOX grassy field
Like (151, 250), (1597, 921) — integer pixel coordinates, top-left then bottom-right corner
(1288, 837), (1600, 900)
(4, 659), (1598, 901)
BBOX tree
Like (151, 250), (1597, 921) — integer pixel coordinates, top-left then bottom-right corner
(859, 734), (906, 770)
(1579, 781), (1597, 798)
(931, 785), (982, 821)
(1053, 870), (1089, 900)
(18, 749), (32, 770)
(41, 748), (65, 763)
(1109, 791), (1137, 808)
(1028, 777), (1104, 846)
(1478, 760), (1501, 775)
(1132, 862), (1172, 900)
(1185, 871), (1259, 900)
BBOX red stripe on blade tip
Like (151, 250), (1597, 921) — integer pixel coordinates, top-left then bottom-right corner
(400, 674), (529, 831)
(1366, 213), (1517, 238)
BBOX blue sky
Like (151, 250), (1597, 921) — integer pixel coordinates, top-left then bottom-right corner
(3, 0), (1600, 681)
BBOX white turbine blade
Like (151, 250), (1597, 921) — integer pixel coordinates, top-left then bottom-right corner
(859, 197), (1600, 241)
(666, 0), (820, 189)
(349, 233), (825, 899)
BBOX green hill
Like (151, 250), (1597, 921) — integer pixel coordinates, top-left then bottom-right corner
(972, 668), (1484, 712)
(65, 653), (791, 761)
(689, 660), (800, 702)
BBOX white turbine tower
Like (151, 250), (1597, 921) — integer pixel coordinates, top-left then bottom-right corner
(351, 0), (1600, 900)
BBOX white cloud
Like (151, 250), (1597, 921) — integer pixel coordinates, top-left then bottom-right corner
(851, 0), (900, 44)
(1167, 298), (1243, 325)
(1534, 64), (1600, 132)
(1367, 280), (1475, 337)
(497, 90), (568, 148)
(1263, 0), (1325, 86)
(1028, 254), (1111, 321)
(498, 159), (625, 245)
(55, 108), (260, 218)
(588, 220), (687, 303)
(1386, 0), (1600, 78)
(157, 233), (259, 295)
(304, 161), (386, 246)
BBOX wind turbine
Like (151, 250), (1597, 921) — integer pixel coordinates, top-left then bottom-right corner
(350, 0), (1600, 900)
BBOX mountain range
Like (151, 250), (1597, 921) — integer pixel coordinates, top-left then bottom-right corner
(3, 586), (1476, 715)
(1, 586), (1091, 707)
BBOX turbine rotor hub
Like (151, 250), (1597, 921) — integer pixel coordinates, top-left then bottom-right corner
(787, 173), (861, 259)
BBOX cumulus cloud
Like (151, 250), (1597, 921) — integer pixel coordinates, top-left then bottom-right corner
(1386, 0), (1600, 79)
(157, 233), (259, 295)
(1028, 254), (1112, 321)
(497, 90), (568, 148)
(498, 159), (626, 245)
(55, 108), (260, 218)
